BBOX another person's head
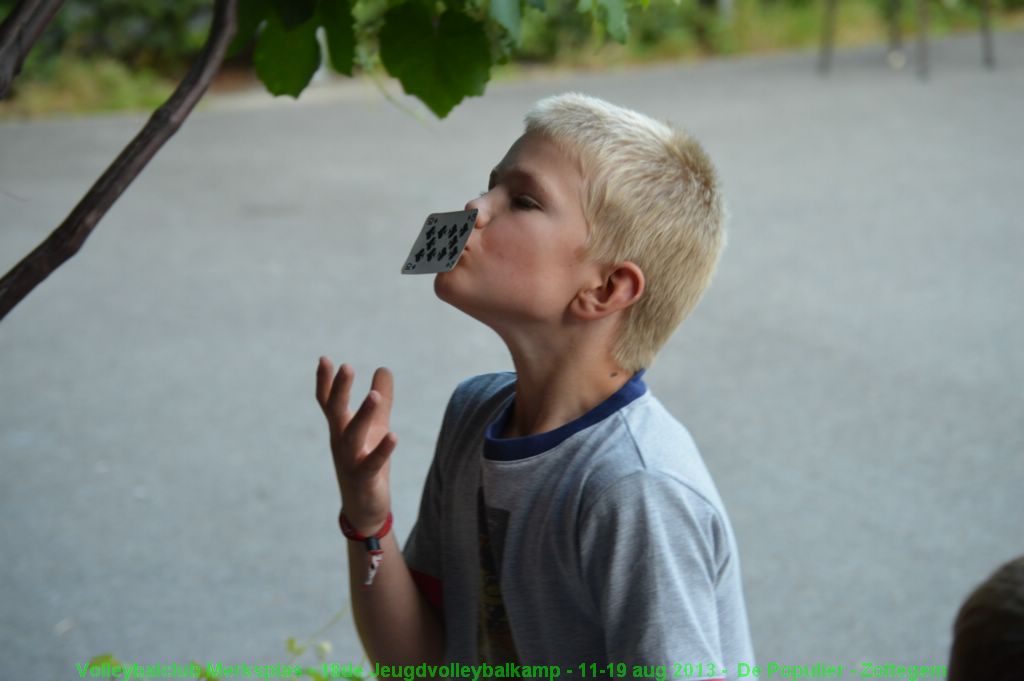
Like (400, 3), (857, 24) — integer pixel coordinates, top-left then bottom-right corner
(948, 554), (1024, 681)
(437, 92), (725, 373)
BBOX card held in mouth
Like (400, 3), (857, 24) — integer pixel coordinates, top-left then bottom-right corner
(400, 209), (478, 274)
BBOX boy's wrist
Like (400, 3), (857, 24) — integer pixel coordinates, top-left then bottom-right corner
(339, 509), (393, 588)
(339, 508), (391, 539)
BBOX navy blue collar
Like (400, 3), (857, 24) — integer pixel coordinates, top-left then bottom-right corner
(483, 369), (647, 461)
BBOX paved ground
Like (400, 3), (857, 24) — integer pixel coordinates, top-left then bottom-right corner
(2, 29), (1022, 680)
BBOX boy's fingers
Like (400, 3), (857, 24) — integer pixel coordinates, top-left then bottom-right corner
(371, 366), (394, 409)
(315, 357), (334, 414)
(344, 389), (385, 453)
(363, 432), (397, 474)
(327, 362), (355, 429)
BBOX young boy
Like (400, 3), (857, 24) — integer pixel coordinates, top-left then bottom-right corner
(316, 92), (754, 676)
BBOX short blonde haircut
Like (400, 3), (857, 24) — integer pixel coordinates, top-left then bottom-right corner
(524, 92), (727, 372)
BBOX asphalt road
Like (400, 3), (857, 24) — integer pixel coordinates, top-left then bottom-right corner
(2, 29), (1022, 680)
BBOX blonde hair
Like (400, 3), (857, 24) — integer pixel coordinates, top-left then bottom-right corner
(524, 92), (727, 372)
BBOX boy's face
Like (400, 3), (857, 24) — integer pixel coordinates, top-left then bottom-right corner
(434, 130), (599, 333)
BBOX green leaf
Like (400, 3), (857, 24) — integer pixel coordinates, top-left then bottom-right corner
(270, 0), (317, 29)
(197, 665), (222, 681)
(285, 636), (308, 656)
(489, 0), (522, 44)
(253, 10), (322, 97)
(379, 5), (492, 118)
(86, 653), (124, 668)
(320, 0), (356, 76)
(583, 0), (627, 43)
(228, 0), (270, 56)
(191, 661), (220, 681)
(597, 0), (628, 42)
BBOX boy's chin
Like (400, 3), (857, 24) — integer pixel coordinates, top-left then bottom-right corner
(433, 270), (465, 308)
(433, 273), (494, 325)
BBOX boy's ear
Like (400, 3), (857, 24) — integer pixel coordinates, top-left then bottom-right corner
(571, 261), (645, 320)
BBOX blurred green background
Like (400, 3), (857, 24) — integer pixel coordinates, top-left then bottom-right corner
(2, 0), (1022, 117)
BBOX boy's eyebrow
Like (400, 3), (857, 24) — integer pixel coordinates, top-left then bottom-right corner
(489, 166), (551, 203)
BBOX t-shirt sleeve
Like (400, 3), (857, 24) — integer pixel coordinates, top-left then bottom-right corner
(579, 470), (729, 677)
(402, 383), (461, 589)
(402, 451), (444, 581)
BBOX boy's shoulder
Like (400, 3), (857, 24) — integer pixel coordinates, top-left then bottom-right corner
(572, 381), (727, 525)
(441, 371), (726, 513)
(451, 370), (517, 405)
(440, 371), (517, 429)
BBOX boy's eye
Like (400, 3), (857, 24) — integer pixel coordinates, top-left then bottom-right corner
(513, 196), (538, 210)
(479, 188), (537, 210)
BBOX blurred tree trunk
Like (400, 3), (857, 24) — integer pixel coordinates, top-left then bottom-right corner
(0, 0), (237, 323)
(0, 0), (66, 99)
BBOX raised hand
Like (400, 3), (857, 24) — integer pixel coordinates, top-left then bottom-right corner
(316, 357), (397, 535)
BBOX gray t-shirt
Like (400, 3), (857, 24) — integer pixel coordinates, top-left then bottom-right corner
(404, 370), (754, 678)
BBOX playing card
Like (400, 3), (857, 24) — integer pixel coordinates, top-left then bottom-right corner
(400, 209), (478, 274)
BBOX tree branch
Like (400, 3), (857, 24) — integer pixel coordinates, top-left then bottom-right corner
(0, 0), (238, 323)
(0, 0), (66, 100)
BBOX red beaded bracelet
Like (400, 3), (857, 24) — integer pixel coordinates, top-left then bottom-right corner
(338, 511), (393, 587)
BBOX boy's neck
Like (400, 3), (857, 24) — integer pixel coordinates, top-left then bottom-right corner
(502, 355), (635, 439)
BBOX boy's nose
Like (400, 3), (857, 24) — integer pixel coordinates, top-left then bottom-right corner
(465, 197), (488, 229)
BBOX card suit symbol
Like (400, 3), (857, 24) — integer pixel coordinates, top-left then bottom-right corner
(427, 248), (437, 261)
(426, 226), (436, 240)
(438, 225), (448, 238)
(428, 216), (438, 226)
(415, 248), (425, 262)
(427, 238), (436, 250)
(460, 225), (469, 237)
